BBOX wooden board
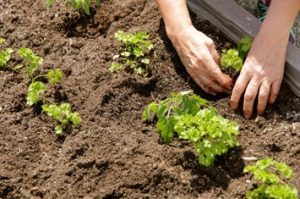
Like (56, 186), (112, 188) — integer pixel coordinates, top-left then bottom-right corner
(188, 0), (300, 97)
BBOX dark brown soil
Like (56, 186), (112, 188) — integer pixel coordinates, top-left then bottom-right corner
(0, 0), (299, 198)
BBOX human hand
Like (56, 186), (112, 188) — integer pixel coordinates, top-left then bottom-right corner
(170, 25), (233, 95)
(230, 34), (286, 118)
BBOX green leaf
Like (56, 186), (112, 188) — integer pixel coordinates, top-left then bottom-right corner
(221, 49), (243, 71)
(244, 158), (298, 199)
(109, 62), (124, 73)
(18, 48), (43, 78)
(157, 116), (175, 144)
(141, 58), (150, 65)
(69, 112), (81, 126)
(42, 103), (81, 135)
(121, 51), (131, 57)
(82, 0), (91, 15)
(142, 102), (158, 121)
(113, 30), (153, 76)
(26, 81), (47, 106)
(237, 36), (252, 59)
(55, 125), (63, 135)
(0, 38), (6, 45)
(47, 68), (63, 84)
(0, 48), (13, 67)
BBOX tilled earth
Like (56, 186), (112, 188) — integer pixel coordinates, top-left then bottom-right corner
(0, 0), (299, 198)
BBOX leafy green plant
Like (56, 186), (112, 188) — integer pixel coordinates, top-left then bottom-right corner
(109, 30), (154, 76)
(17, 48), (43, 78)
(45, 0), (101, 15)
(174, 108), (239, 166)
(42, 103), (81, 135)
(0, 37), (5, 45)
(47, 68), (63, 84)
(27, 81), (47, 106)
(221, 36), (252, 71)
(244, 158), (298, 199)
(0, 38), (13, 68)
(143, 91), (239, 166)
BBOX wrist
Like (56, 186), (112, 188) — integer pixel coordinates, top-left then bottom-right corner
(166, 23), (194, 43)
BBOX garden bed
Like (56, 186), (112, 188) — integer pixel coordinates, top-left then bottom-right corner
(0, 0), (299, 198)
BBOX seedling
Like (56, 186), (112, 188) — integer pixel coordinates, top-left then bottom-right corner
(42, 103), (81, 135)
(221, 36), (252, 71)
(47, 68), (63, 84)
(17, 48), (43, 79)
(244, 158), (298, 199)
(0, 38), (13, 68)
(143, 91), (239, 166)
(109, 30), (154, 76)
(27, 81), (47, 106)
(174, 108), (239, 166)
(45, 0), (101, 15)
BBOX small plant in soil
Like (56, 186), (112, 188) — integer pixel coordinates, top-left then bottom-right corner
(221, 36), (252, 72)
(45, 0), (101, 15)
(143, 91), (239, 166)
(16, 47), (80, 135)
(42, 103), (81, 135)
(17, 48), (44, 79)
(244, 158), (298, 199)
(0, 38), (13, 68)
(109, 30), (154, 76)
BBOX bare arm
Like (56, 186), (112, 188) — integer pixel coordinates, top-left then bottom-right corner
(230, 0), (300, 118)
(155, 0), (191, 40)
(155, 0), (233, 95)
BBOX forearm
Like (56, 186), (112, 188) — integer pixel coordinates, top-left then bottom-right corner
(155, 0), (192, 41)
(259, 0), (300, 45)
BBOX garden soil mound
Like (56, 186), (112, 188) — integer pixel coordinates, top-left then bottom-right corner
(0, 0), (299, 198)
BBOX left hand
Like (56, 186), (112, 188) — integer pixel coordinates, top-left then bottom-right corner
(230, 33), (287, 118)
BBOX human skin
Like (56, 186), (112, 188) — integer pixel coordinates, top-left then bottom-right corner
(155, 0), (300, 118)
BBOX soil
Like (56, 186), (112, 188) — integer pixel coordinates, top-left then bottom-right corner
(0, 0), (299, 198)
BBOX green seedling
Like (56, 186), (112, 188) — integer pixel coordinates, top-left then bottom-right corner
(174, 108), (239, 166)
(0, 37), (6, 45)
(42, 103), (81, 135)
(47, 68), (63, 84)
(244, 158), (298, 199)
(221, 36), (252, 71)
(221, 49), (243, 71)
(17, 48), (43, 78)
(45, 0), (101, 15)
(143, 91), (239, 166)
(0, 38), (13, 68)
(109, 30), (154, 76)
(27, 81), (47, 106)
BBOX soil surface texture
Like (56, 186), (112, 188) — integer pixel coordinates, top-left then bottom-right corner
(0, 0), (299, 198)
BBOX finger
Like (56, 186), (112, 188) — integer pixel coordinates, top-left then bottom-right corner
(202, 51), (233, 89)
(199, 75), (229, 94)
(230, 72), (251, 109)
(207, 41), (220, 64)
(193, 76), (217, 96)
(269, 80), (282, 104)
(243, 79), (260, 118)
(257, 82), (271, 115)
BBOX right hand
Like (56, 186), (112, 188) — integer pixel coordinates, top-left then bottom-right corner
(169, 25), (233, 95)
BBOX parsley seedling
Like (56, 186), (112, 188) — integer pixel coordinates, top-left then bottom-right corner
(220, 36), (252, 72)
(27, 81), (47, 106)
(17, 48), (43, 79)
(244, 158), (298, 199)
(45, 0), (101, 15)
(47, 68), (63, 84)
(143, 91), (239, 166)
(0, 38), (13, 68)
(109, 30), (154, 76)
(42, 103), (81, 135)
